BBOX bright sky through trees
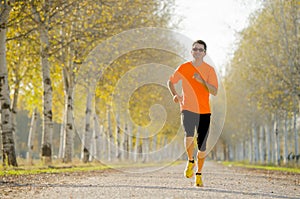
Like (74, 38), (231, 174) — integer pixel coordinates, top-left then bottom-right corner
(175, 0), (260, 73)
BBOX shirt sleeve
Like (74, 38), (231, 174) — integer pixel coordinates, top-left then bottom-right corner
(207, 67), (218, 89)
(169, 67), (182, 84)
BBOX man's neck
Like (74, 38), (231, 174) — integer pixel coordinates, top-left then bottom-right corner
(192, 59), (203, 67)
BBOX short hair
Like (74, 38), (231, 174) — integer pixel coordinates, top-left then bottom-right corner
(192, 40), (207, 51)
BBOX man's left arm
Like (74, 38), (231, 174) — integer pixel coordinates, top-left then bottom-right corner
(205, 82), (218, 96)
(193, 69), (218, 96)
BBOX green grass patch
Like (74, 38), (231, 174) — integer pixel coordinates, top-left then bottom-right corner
(221, 161), (300, 174)
(0, 160), (183, 176)
(0, 165), (110, 176)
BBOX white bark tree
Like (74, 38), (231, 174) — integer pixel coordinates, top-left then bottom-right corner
(30, 0), (54, 164)
(93, 114), (101, 160)
(27, 108), (37, 164)
(115, 113), (121, 160)
(253, 123), (259, 163)
(0, 0), (17, 166)
(273, 114), (280, 165)
(283, 111), (289, 165)
(134, 127), (140, 162)
(58, 117), (65, 159)
(142, 129), (149, 163)
(265, 124), (272, 164)
(82, 87), (92, 163)
(107, 107), (112, 161)
(62, 64), (75, 163)
(127, 123), (132, 160)
(121, 123), (127, 161)
(259, 126), (265, 163)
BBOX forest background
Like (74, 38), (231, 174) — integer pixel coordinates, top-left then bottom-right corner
(0, 0), (299, 168)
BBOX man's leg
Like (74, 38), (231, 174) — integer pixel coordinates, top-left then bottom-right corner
(195, 114), (211, 187)
(181, 110), (197, 178)
(196, 114), (210, 172)
(196, 150), (206, 173)
(195, 150), (206, 187)
(185, 136), (194, 161)
(184, 137), (195, 178)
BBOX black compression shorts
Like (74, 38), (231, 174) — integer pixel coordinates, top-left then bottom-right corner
(181, 110), (211, 151)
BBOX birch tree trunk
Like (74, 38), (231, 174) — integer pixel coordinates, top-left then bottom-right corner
(248, 136), (252, 163)
(234, 142), (238, 161)
(63, 85), (74, 163)
(40, 25), (53, 164)
(259, 126), (265, 163)
(228, 143), (233, 161)
(0, 124), (2, 161)
(0, 116), (1, 158)
(162, 137), (168, 160)
(94, 114), (101, 160)
(60, 19), (71, 162)
(152, 135), (157, 159)
(62, 62), (75, 163)
(127, 123), (132, 161)
(222, 141), (227, 161)
(31, 2), (53, 164)
(273, 114), (280, 165)
(242, 141), (246, 161)
(0, 1), (17, 166)
(27, 109), (37, 165)
(121, 123), (128, 161)
(90, 124), (96, 162)
(253, 124), (259, 163)
(238, 141), (244, 161)
(142, 129), (149, 163)
(83, 88), (92, 163)
(293, 100), (298, 161)
(115, 114), (121, 160)
(283, 111), (288, 165)
(276, 123), (281, 165)
(100, 125), (105, 160)
(107, 108), (112, 161)
(58, 19), (65, 160)
(11, 72), (19, 153)
(58, 116), (65, 159)
(265, 124), (272, 164)
(134, 127), (140, 162)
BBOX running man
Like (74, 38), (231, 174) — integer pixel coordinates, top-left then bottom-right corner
(167, 40), (218, 187)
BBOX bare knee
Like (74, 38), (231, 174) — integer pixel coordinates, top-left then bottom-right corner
(185, 137), (194, 146)
(197, 151), (206, 159)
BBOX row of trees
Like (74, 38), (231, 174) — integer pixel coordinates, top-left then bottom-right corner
(0, 0), (180, 166)
(22, 109), (185, 164)
(2, 0), (297, 167)
(222, 0), (299, 165)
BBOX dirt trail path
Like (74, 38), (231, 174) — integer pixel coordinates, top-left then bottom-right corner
(1, 161), (299, 199)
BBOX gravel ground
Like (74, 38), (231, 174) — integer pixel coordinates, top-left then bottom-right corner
(1, 161), (299, 199)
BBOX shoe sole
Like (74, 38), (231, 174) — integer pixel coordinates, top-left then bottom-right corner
(184, 171), (194, 178)
(184, 163), (194, 178)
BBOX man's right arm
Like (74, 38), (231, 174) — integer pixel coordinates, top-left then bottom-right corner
(167, 80), (180, 103)
(167, 80), (177, 96)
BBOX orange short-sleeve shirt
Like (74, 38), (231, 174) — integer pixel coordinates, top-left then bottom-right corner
(169, 61), (218, 114)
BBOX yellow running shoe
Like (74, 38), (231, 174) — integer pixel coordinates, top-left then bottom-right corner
(195, 173), (204, 187)
(184, 161), (194, 178)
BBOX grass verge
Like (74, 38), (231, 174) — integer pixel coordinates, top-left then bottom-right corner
(0, 159), (183, 176)
(221, 161), (300, 174)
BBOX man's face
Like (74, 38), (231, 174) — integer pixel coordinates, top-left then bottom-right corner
(191, 43), (206, 59)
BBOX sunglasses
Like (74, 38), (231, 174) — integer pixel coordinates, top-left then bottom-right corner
(192, 48), (205, 52)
